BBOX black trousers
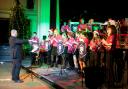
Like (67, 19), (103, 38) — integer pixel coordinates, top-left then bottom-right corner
(67, 53), (74, 69)
(47, 50), (51, 65)
(30, 52), (37, 65)
(39, 51), (47, 64)
(12, 60), (22, 81)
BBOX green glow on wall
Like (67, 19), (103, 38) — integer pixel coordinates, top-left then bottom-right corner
(28, 16), (37, 34)
(56, 0), (60, 33)
(37, 0), (50, 40)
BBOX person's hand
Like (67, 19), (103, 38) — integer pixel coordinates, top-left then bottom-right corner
(101, 39), (105, 44)
(28, 39), (32, 42)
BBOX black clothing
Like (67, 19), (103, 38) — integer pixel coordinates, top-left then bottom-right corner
(9, 36), (26, 81)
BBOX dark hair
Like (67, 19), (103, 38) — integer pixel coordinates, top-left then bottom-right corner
(107, 25), (117, 50)
(107, 25), (117, 34)
(80, 31), (88, 37)
(43, 35), (47, 40)
(67, 32), (73, 37)
(33, 32), (37, 35)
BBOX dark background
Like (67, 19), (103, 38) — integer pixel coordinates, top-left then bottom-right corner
(0, 18), (9, 45)
(0, 0), (127, 44)
(60, 0), (127, 22)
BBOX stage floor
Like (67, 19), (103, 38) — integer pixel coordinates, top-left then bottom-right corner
(0, 59), (127, 89)
(0, 62), (55, 89)
(24, 61), (128, 89)
(31, 64), (85, 89)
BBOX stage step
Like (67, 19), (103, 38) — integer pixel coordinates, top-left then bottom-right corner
(0, 45), (12, 62)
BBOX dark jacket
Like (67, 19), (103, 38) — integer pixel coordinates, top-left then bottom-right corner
(9, 36), (25, 61)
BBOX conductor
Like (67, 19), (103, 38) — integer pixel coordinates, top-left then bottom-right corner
(9, 29), (27, 83)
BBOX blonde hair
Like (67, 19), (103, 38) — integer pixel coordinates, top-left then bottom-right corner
(54, 29), (59, 35)
(11, 29), (17, 37)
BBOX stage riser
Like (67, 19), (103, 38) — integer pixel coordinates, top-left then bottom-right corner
(0, 45), (12, 62)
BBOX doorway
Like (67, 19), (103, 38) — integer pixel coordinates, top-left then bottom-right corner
(0, 18), (9, 45)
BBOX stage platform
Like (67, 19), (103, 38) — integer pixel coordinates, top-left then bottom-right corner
(0, 62), (55, 89)
(22, 64), (85, 89)
(22, 57), (128, 89)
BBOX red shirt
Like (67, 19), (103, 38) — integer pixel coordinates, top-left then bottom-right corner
(66, 37), (76, 53)
(90, 40), (97, 52)
(30, 36), (39, 43)
(51, 35), (62, 47)
(90, 38), (101, 52)
(77, 24), (87, 31)
(105, 35), (115, 51)
(106, 35), (114, 44)
(78, 37), (89, 49)
(61, 25), (71, 32)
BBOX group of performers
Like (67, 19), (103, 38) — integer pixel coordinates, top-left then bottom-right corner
(29, 18), (128, 87)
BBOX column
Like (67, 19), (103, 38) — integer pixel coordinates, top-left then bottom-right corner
(37, 0), (50, 40)
(56, 0), (60, 33)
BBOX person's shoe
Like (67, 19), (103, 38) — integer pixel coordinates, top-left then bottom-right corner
(50, 64), (54, 67)
(74, 68), (78, 72)
(14, 80), (24, 83)
(61, 66), (66, 69)
(12, 78), (16, 81)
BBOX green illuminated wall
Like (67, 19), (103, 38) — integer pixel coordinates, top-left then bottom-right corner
(37, 0), (50, 40)
(56, 0), (60, 33)
(27, 15), (37, 34)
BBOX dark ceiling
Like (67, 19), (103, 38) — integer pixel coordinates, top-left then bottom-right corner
(60, 0), (127, 22)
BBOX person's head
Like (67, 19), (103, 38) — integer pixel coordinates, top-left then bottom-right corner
(79, 32), (87, 42)
(33, 32), (37, 37)
(67, 32), (73, 38)
(79, 18), (84, 24)
(42, 35), (47, 40)
(48, 29), (53, 35)
(63, 22), (66, 25)
(68, 19), (71, 25)
(11, 29), (17, 37)
(54, 29), (59, 36)
(62, 32), (67, 39)
(80, 31), (87, 38)
(93, 31), (99, 38)
(107, 25), (117, 36)
(88, 19), (94, 24)
(108, 19), (116, 26)
(75, 31), (80, 38)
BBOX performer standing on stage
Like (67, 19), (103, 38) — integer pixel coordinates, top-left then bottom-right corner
(77, 32), (89, 72)
(101, 25), (117, 86)
(29, 32), (39, 65)
(65, 32), (76, 70)
(61, 32), (68, 68)
(61, 21), (71, 33)
(87, 18), (94, 32)
(89, 31), (103, 67)
(61, 22), (67, 33)
(39, 35), (50, 64)
(9, 29), (27, 83)
(77, 18), (92, 33)
(77, 18), (87, 32)
(72, 32), (80, 71)
(50, 29), (62, 67)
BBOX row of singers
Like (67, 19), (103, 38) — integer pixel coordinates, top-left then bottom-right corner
(29, 25), (119, 70)
(29, 24), (125, 86)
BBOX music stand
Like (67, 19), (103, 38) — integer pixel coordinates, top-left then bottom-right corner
(58, 59), (68, 79)
(57, 42), (68, 79)
(21, 57), (37, 81)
